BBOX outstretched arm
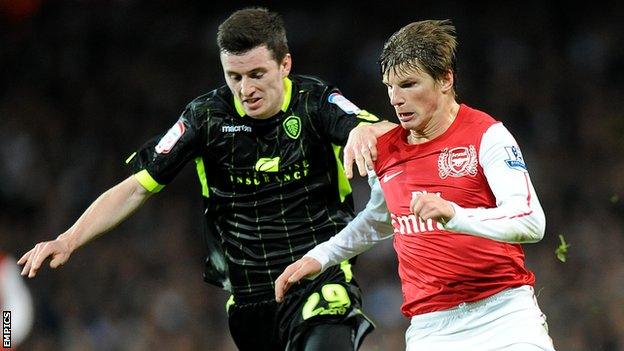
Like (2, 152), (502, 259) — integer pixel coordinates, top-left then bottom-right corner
(343, 121), (396, 178)
(18, 175), (153, 277)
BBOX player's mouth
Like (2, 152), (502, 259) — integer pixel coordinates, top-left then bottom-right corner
(397, 112), (414, 122)
(243, 97), (263, 110)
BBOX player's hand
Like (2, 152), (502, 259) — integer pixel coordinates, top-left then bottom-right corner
(17, 238), (73, 278)
(344, 121), (396, 179)
(410, 193), (455, 225)
(344, 124), (379, 179)
(274, 256), (321, 303)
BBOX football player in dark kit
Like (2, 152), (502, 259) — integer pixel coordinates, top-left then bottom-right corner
(18, 7), (392, 351)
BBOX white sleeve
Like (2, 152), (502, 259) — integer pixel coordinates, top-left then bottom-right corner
(305, 171), (394, 272)
(1, 256), (34, 346)
(443, 123), (546, 243)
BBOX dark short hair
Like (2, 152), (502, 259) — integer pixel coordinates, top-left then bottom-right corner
(217, 7), (289, 62)
(379, 20), (457, 91)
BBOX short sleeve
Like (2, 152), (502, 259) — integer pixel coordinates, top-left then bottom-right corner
(126, 105), (205, 191)
(314, 87), (381, 145)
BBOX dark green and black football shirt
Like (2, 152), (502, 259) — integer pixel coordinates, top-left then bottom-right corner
(128, 75), (379, 302)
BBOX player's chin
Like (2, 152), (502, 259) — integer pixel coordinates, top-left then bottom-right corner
(399, 120), (415, 130)
(399, 118), (423, 131)
(245, 107), (269, 119)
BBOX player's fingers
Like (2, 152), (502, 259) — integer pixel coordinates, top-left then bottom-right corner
(287, 258), (321, 283)
(20, 261), (29, 276)
(354, 149), (367, 177)
(418, 208), (437, 221)
(424, 202), (445, 220)
(17, 249), (33, 266)
(286, 267), (310, 285)
(368, 140), (378, 162)
(19, 252), (34, 276)
(29, 243), (52, 278)
(22, 244), (44, 277)
(275, 262), (301, 302)
(49, 253), (68, 269)
(274, 277), (289, 302)
(410, 194), (421, 215)
(343, 148), (355, 179)
(276, 275), (296, 302)
(28, 262), (41, 278)
(361, 146), (374, 172)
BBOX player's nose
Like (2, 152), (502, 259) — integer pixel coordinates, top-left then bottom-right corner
(240, 76), (256, 97)
(389, 88), (404, 107)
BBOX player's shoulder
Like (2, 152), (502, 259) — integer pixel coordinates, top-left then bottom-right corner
(182, 85), (236, 121)
(375, 125), (405, 161)
(290, 74), (336, 99)
(459, 103), (499, 126)
(378, 124), (404, 145)
(373, 125), (405, 174)
(291, 74), (331, 89)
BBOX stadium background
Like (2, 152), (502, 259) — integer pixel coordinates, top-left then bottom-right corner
(1, 1), (623, 350)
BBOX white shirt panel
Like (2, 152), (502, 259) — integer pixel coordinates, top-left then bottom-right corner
(444, 123), (545, 243)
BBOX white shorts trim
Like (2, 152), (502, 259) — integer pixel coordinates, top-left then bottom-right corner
(405, 285), (555, 351)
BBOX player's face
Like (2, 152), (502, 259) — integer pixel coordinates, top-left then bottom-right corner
(221, 45), (292, 119)
(382, 66), (452, 132)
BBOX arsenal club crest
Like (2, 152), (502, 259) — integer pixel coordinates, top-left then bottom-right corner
(438, 145), (478, 179)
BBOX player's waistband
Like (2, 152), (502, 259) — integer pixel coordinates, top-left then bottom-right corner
(409, 285), (534, 323)
(230, 264), (351, 305)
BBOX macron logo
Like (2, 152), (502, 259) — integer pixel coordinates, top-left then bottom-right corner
(221, 125), (252, 133)
(383, 170), (403, 183)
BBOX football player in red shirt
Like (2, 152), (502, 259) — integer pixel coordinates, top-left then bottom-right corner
(276, 20), (555, 350)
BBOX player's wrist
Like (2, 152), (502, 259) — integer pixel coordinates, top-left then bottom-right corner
(442, 202), (455, 223)
(442, 202), (461, 228)
(303, 252), (329, 276)
(56, 232), (78, 252)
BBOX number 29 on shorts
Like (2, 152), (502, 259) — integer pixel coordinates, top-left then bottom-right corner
(302, 284), (351, 320)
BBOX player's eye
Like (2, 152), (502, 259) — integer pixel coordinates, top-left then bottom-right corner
(250, 72), (265, 79)
(229, 74), (242, 81)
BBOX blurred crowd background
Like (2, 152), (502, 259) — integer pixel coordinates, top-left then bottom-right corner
(1, 1), (623, 350)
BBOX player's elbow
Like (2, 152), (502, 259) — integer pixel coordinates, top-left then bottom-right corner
(522, 227), (544, 243)
(521, 207), (546, 243)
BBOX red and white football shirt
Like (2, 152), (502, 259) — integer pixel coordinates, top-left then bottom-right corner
(305, 103), (545, 317)
(374, 104), (541, 316)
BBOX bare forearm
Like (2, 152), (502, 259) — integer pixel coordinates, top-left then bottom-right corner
(59, 175), (152, 251)
(18, 175), (152, 278)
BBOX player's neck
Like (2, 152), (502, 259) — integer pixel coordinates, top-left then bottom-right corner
(408, 101), (460, 144)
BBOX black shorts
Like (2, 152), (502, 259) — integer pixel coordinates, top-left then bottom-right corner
(227, 262), (375, 351)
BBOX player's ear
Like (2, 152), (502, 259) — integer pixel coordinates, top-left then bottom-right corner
(280, 53), (292, 77)
(439, 70), (454, 94)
